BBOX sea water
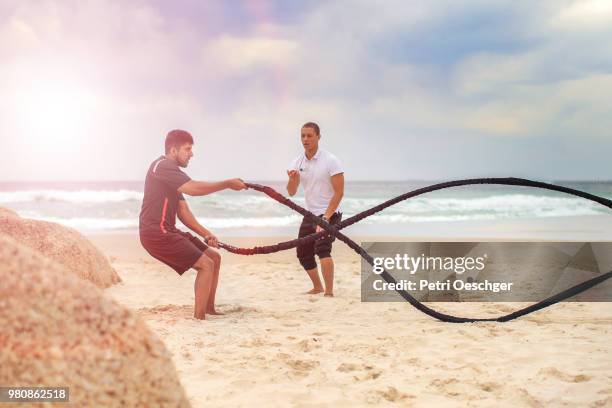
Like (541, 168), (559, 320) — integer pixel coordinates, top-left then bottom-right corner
(1, 180), (611, 236)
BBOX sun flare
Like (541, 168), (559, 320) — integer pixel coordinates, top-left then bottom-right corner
(14, 79), (98, 150)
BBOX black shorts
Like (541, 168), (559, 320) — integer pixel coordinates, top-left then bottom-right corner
(296, 212), (342, 270)
(140, 229), (209, 275)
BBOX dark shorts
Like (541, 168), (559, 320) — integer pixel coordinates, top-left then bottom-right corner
(296, 212), (342, 270)
(140, 229), (209, 275)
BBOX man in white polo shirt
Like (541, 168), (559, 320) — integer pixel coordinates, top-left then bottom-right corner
(286, 122), (344, 296)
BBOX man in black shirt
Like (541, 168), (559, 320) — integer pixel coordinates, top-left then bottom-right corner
(139, 129), (246, 320)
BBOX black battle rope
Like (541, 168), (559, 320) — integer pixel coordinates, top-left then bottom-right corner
(216, 177), (612, 323)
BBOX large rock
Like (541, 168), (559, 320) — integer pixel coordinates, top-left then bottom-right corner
(0, 216), (120, 287)
(0, 206), (19, 218)
(0, 235), (191, 407)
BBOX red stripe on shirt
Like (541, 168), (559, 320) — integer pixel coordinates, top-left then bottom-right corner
(160, 197), (169, 233)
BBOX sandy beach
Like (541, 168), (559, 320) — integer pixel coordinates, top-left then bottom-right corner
(94, 216), (612, 407)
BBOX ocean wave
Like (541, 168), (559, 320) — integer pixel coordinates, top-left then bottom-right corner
(407, 194), (600, 212)
(0, 189), (297, 207)
(2, 190), (608, 217)
(4, 187), (609, 234)
(19, 208), (604, 232)
(341, 194), (606, 215)
(0, 189), (143, 204)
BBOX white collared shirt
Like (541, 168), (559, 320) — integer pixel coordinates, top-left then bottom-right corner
(288, 148), (343, 215)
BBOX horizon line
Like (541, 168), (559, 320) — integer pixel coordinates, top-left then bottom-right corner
(1, 178), (612, 184)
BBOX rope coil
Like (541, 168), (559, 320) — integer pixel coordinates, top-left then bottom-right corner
(217, 177), (612, 323)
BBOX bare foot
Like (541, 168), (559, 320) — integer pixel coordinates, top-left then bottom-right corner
(324, 292), (334, 297)
(304, 287), (324, 295)
(206, 309), (225, 315)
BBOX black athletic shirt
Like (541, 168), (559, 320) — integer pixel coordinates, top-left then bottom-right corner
(139, 156), (191, 236)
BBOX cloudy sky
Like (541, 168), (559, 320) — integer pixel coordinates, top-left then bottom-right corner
(0, 0), (610, 182)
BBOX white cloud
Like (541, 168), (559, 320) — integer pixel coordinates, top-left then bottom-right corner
(552, 0), (612, 31)
(205, 36), (298, 72)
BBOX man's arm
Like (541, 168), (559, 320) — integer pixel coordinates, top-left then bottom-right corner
(286, 170), (300, 196)
(323, 173), (344, 220)
(177, 200), (218, 247)
(179, 178), (245, 196)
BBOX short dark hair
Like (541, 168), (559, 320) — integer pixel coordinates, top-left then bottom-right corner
(165, 129), (194, 154)
(302, 122), (320, 135)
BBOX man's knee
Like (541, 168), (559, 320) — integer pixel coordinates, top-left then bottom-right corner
(204, 248), (221, 268)
(297, 244), (316, 270)
(314, 241), (333, 259)
(317, 252), (332, 260)
(193, 254), (214, 272)
(299, 256), (317, 270)
(314, 244), (331, 259)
